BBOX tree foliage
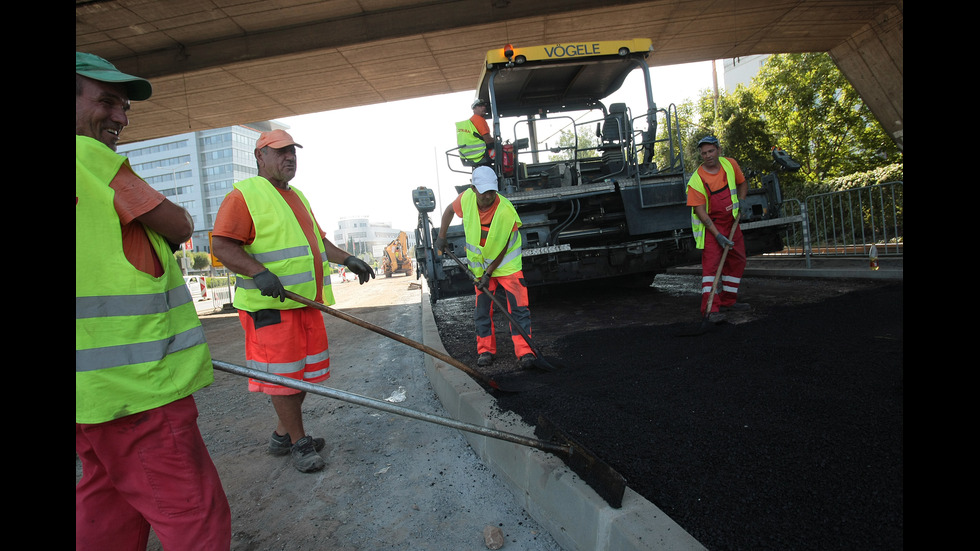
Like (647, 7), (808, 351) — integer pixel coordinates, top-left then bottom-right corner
(755, 53), (900, 183)
(174, 250), (212, 271)
(667, 53), (902, 200)
(551, 126), (599, 161)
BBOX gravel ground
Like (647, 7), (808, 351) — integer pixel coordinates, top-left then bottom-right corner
(77, 275), (565, 551)
(431, 274), (904, 550)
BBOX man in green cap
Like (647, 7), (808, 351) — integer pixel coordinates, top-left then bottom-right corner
(75, 52), (231, 550)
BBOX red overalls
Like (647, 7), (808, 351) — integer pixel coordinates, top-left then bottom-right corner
(700, 183), (746, 314)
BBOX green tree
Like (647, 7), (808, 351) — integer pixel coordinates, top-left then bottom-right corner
(173, 250), (212, 271)
(683, 88), (776, 179)
(550, 126), (599, 161)
(679, 53), (901, 199)
(754, 53), (901, 189)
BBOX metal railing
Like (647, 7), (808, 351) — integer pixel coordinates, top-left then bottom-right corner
(770, 181), (904, 261)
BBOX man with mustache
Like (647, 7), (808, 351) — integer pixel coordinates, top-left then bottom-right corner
(212, 129), (375, 473)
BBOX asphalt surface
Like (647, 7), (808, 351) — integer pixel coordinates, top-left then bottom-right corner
(76, 255), (902, 550)
(429, 254), (903, 551)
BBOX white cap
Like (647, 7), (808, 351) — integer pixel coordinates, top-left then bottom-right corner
(472, 166), (498, 193)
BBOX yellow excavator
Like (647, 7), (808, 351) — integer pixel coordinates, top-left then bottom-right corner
(382, 231), (412, 278)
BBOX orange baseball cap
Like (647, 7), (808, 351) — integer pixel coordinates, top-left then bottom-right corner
(256, 129), (303, 150)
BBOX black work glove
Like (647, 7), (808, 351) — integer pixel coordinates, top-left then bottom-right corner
(434, 236), (447, 252)
(477, 273), (491, 291)
(253, 269), (286, 302)
(344, 255), (375, 285)
(715, 233), (735, 249)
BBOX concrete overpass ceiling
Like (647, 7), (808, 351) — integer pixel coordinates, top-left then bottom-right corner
(76, 0), (903, 149)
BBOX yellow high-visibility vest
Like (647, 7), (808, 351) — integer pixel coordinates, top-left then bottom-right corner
(231, 176), (335, 311)
(461, 188), (523, 277)
(76, 135), (212, 424)
(686, 157), (740, 249)
(456, 119), (488, 163)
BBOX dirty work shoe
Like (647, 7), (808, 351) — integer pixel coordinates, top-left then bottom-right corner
(706, 311), (726, 324)
(720, 302), (752, 312)
(518, 354), (537, 370)
(477, 352), (495, 367)
(291, 435), (326, 473)
(269, 432), (325, 457)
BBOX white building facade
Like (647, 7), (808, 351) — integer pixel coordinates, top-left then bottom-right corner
(722, 55), (770, 93)
(333, 217), (414, 261)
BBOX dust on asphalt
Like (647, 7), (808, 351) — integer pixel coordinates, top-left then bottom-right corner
(432, 273), (903, 551)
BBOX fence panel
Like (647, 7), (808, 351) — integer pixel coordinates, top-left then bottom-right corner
(771, 181), (903, 258)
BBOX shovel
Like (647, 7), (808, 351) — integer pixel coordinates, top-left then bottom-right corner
(676, 215), (741, 337)
(441, 249), (562, 371)
(284, 290), (539, 393)
(212, 359), (626, 508)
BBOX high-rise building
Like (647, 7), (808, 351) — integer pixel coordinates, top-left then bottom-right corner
(118, 121), (414, 271)
(117, 121), (285, 264)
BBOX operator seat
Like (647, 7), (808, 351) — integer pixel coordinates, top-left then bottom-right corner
(600, 103), (631, 175)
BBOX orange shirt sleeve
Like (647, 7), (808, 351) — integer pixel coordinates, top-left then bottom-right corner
(212, 189), (255, 244)
(470, 114), (490, 137)
(451, 193), (464, 218)
(110, 163), (166, 277)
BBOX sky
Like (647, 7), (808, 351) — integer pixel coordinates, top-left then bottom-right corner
(279, 60), (721, 238)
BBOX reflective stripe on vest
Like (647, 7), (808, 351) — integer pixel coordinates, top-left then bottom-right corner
(456, 119), (487, 162)
(461, 189), (523, 277)
(231, 177), (335, 310)
(75, 135), (212, 424)
(686, 157), (740, 249)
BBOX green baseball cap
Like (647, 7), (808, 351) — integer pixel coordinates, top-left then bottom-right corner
(76, 52), (152, 101)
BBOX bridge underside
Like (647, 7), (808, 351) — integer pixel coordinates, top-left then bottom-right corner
(76, 0), (903, 150)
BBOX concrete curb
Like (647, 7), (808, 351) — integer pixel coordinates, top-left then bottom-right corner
(668, 256), (903, 281)
(419, 294), (707, 551)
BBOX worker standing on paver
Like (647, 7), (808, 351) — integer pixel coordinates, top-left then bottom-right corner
(455, 98), (495, 167)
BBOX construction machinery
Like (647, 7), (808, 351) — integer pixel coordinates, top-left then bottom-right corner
(414, 39), (801, 303)
(382, 231), (413, 278)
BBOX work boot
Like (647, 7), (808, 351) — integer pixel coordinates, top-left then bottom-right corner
(291, 435), (326, 473)
(706, 311), (726, 324)
(518, 354), (537, 370)
(720, 302), (751, 312)
(477, 352), (495, 367)
(269, 432), (325, 456)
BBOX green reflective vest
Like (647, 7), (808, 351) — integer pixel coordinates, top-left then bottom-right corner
(686, 157), (740, 249)
(455, 119), (487, 163)
(231, 176), (335, 311)
(75, 135), (213, 424)
(461, 189), (523, 278)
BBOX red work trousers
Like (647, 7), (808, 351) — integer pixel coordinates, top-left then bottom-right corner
(239, 306), (330, 395)
(701, 198), (746, 314)
(75, 395), (231, 551)
(474, 271), (534, 357)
